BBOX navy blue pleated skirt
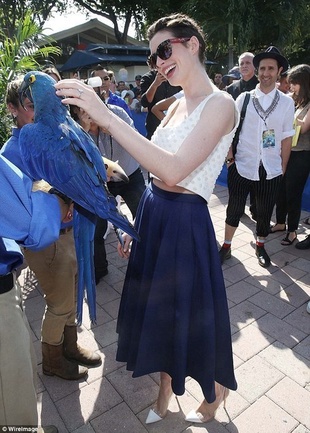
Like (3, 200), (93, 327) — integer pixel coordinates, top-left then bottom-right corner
(116, 181), (237, 403)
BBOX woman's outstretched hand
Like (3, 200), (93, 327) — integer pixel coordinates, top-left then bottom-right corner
(55, 79), (111, 130)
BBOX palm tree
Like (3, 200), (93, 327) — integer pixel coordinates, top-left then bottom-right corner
(0, 11), (61, 144)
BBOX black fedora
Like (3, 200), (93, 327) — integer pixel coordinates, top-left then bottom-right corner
(253, 46), (289, 72)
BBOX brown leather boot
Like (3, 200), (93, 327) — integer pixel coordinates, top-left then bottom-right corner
(63, 325), (102, 367)
(42, 342), (88, 380)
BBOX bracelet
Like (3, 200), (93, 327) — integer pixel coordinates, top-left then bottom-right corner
(49, 188), (72, 206)
(225, 157), (235, 164)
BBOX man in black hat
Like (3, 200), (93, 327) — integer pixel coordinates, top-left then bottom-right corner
(219, 46), (295, 268)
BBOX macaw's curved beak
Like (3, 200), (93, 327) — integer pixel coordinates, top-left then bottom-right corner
(18, 80), (33, 110)
(102, 157), (129, 183)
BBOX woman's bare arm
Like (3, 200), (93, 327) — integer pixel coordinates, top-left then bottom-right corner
(55, 80), (235, 186)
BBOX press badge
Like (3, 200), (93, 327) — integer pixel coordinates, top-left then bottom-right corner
(262, 129), (275, 148)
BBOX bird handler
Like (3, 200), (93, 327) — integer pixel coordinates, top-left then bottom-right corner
(1, 76), (101, 381)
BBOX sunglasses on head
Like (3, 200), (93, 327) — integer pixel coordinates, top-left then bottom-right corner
(148, 37), (191, 69)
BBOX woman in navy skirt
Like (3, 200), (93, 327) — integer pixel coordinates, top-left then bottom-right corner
(56, 13), (239, 425)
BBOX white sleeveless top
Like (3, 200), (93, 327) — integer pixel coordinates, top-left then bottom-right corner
(151, 92), (239, 202)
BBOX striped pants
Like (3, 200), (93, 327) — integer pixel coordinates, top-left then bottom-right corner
(226, 163), (282, 237)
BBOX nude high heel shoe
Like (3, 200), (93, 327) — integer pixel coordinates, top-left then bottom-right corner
(145, 373), (173, 424)
(145, 408), (166, 424)
(145, 391), (175, 424)
(146, 395), (175, 424)
(185, 387), (229, 423)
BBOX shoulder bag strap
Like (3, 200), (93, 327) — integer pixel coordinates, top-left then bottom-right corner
(232, 92), (251, 157)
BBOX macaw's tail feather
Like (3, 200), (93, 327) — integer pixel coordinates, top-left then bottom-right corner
(74, 207), (97, 325)
(106, 193), (140, 241)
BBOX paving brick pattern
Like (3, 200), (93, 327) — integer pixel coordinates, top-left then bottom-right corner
(20, 184), (310, 433)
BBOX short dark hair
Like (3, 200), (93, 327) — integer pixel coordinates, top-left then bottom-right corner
(94, 64), (105, 71)
(6, 76), (24, 107)
(90, 64), (107, 77)
(41, 66), (61, 81)
(147, 13), (206, 65)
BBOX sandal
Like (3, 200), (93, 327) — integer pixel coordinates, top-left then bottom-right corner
(269, 223), (286, 233)
(281, 232), (297, 246)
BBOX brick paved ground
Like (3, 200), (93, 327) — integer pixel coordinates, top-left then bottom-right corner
(20, 184), (310, 433)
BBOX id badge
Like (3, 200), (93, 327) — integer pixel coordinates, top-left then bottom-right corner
(262, 129), (275, 148)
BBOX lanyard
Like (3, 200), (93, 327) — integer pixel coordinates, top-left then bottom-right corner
(253, 90), (280, 128)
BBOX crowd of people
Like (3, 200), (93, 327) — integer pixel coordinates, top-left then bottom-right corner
(0, 11), (309, 431)
(213, 50), (310, 260)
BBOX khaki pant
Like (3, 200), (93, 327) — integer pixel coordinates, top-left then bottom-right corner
(0, 279), (38, 425)
(24, 229), (78, 345)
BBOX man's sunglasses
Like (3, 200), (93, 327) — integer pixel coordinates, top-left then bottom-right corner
(148, 37), (191, 69)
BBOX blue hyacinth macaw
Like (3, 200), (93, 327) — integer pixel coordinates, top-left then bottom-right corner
(18, 71), (139, 324)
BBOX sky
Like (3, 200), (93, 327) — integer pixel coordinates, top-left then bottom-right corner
(43, 8), (134, 37)
(44, 11), (105, 34)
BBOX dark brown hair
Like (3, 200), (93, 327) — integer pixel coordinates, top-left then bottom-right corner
(287, 64), (310, 107)
(41, 66), (62, 82)
(147, 13), (206, 65)
(5, 76), (24, 107)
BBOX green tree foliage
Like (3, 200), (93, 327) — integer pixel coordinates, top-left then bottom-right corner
(3, 0), (309, 67)
(182, 0), (310, 68)
(0, 11), (61, 145)
(0, 0), (67, 38)
(1, 0), (309, 79)
(72, 0), (147, 44)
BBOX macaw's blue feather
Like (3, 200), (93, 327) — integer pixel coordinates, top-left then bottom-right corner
(74, 206), (97, 325)
(18, 71), (140, 324)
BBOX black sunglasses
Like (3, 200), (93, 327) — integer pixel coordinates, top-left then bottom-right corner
(148, 37), (191, 69)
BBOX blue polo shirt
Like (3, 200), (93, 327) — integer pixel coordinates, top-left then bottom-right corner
(1, 128), (24, 170)
(1, 127), (73, 230)
(0, 155), (61, 275)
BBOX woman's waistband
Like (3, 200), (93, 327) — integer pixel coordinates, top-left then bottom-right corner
(150, 180), (207, 204)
